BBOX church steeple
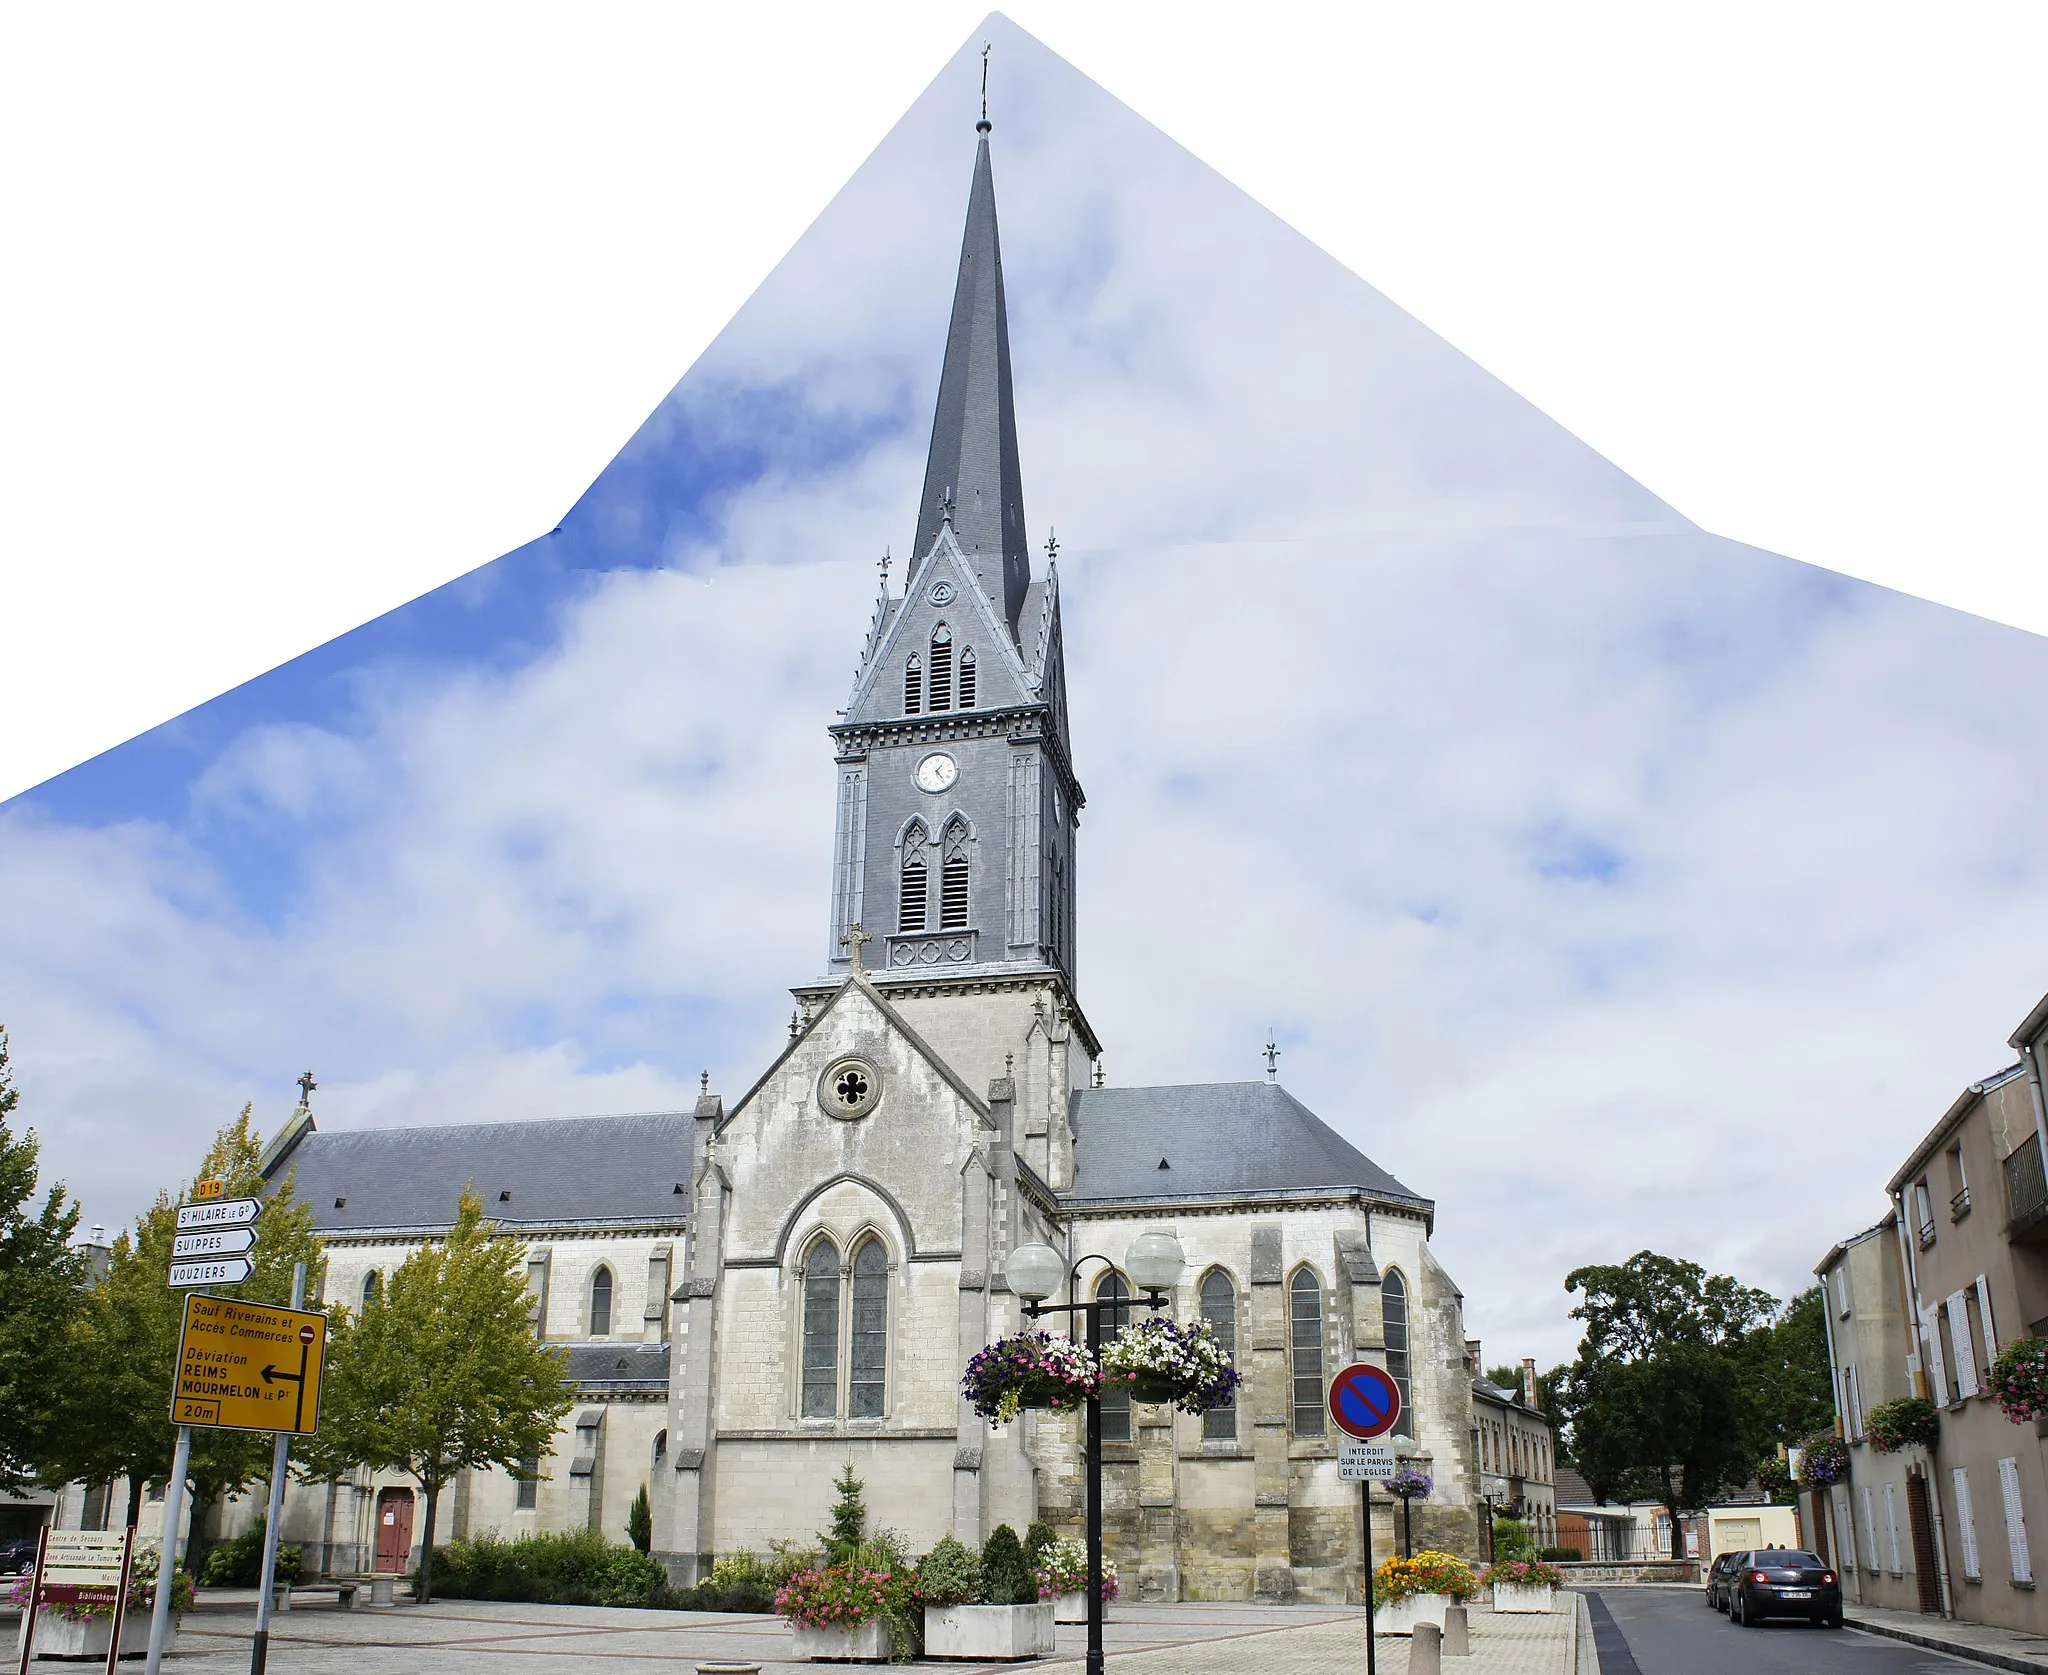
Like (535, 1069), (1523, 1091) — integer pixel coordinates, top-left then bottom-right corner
(910, 127), (1031, 640)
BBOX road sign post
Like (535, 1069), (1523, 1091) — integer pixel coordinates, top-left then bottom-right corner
(142, 1425), (190, 1675)
(249, 1262), (307, 1675)
(1328, 1363), (1404, 1675)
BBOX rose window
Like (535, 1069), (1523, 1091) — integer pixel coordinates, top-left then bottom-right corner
(818, 1057), (882, 1120)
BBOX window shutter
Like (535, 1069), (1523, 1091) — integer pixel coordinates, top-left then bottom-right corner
(1977, 1274), (1998, 1355)
(940, 821), (969, 930)
(929, 626), (953, 710)
(1883, 1481), (1903, 1574)
(1949, 1291), (1980, 1398)
(1923, 1305), (1950, 1404)
(1954, 1468), (1982, 1579)
(1861, 1486), (1880, 1572)
(2000, 1456), (2033, 1583)
(1834, 1491), (1855, 1572)
(904, 655), (922, 714)
(958, 648), (976, 709)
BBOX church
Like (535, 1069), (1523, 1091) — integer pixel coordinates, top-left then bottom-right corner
(248, 118), (1494, 1604)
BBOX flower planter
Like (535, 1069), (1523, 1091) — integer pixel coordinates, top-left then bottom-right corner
(789, 1619), (891, 1662)
(1492, 1582), (1555, 1613)
(1131, 1372), (1178, 1404)
(923, 1602), (1056, 1660)
(1372, 1592), (1451, 1636)
(16, 1610), (175, 1661)
(1054, 1590), (1093, 1624)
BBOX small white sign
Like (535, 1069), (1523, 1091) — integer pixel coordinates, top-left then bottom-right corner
(1339, 1440), (1396, 1481)
(176, 1197), (263, 1230)
(172, 1226), (259, 1260)
(168, 1257), (254, 1288)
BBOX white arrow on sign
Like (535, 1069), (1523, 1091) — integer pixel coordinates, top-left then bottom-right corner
(172, 1227), (259, 1260)
(168, 1257), (253, 1288)
(176, 1198), (262, 1230)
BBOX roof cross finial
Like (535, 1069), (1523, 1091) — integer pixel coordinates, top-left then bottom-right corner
(789, 1009), (801, 1043)
(840, 921), (873, 973)
(1263, 1033), (1281, 1081)
(879, 546), (891, 590)
(978, 41), (992, 133)
(297, 1069), (317, 1105)
(1044, 528), (1058, 563)
(700, 1070), (710, 1095)
(938, 484), (955, 525)
(1092, 1059), (1105, 1089)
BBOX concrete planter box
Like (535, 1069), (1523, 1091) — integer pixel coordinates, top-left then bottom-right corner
(1373, 1592), (1452, 1636)
(1492, 1582), (1555, 1613)
(922, 1602), (1056, 1660)
(16, 1610), (174, 1661)
(789, 1618), (891, 1661)
(1053, 1590), (1097, 1624)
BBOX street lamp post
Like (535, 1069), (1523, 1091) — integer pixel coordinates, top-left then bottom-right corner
(1391, 1438), (1419, 1559)
(1004, 1231), (1186, 1675)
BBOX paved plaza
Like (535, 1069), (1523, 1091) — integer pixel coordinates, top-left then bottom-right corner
(49, 1593), (1577, 1673)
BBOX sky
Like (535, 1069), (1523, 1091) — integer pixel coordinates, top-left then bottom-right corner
(5, 19), (2048, 1366)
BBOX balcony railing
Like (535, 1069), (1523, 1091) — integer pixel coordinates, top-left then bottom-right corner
(2006, 1138), (2048, 1239)
(1953, 1185), (1972, 1222)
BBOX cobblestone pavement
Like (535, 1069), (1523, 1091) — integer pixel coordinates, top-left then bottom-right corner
(84, 1593), (1576, 1673)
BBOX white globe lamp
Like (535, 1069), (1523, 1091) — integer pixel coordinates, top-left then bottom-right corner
(1004, 1242), (1065, 1303)
(1124, 1228), (1186, 1295)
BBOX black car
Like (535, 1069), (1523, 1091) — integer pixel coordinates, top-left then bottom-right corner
(0, 1535), (39, 1577)
(1704, 1550), (1746, 1611)
(1728, 1549), (1842, 1627)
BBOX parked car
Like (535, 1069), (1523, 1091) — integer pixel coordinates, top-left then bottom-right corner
(1704, 1550), (1747, 1612)
(1727, 1549), (1842, 1628)
(0, 1535), (40, 1577)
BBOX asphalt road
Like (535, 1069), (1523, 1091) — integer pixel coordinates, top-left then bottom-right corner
(1590, 1588), (1983, 1674)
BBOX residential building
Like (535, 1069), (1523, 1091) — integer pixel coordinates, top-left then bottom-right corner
(1470, 1353), (1556, 1549)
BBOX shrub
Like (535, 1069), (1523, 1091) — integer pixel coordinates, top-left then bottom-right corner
(819, 1463), (868, 1564)
(775, 1562), (891, 1629)
(652, 1578), (778, 1613)
(1490, 1517), (1536, 1564)
(710, 1550), (772, 1591)
(1481, 1557), (1565, 1590)
(1373, 1550), (1478, 1607)
(766, 1539), (822, 1588)
(426, 1528), (663, 1606)
(1033, 1536), (1118, 1602)
(198, 1518), (303, 1589)
(915, 1536), (983, 1608)
(980, 1524), (1035, 1606)
(1024, 1521), (1057, 1566)
(1539, 1546), (1583, 1563)
(626, 1484), (652, 1553)
(1866, 1396), (1941, 1454)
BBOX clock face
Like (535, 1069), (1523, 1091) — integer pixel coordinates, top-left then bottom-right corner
(915, 751), (959, 793)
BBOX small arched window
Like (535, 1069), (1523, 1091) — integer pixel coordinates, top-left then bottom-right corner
(940, 819), (970, 930)
(928, 625), (954, 711)
(850, 1238), (889, 1418)
(361, 1270), (381, 1309)
(1290, 1268), (1325, 1436)
(904, 654), (923, 716)
(958, 648), (977, 709)
(1096, 1271), (1133, 1442)
(652, 1428), (667, 1465)
(1383, 1268), (1413, 1437)
(802, 1238), (841, 1418)
(900, 824), (929, 933)
(590, 1266), (613, 1337)
(1200, 1270), (1238, 1441)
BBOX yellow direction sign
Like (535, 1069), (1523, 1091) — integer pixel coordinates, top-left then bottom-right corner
(192, 1178), (225, 1200)
(171, 1292), (327, 1434)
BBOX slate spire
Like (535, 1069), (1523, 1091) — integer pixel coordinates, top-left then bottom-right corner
(911, 126), (1030, 639)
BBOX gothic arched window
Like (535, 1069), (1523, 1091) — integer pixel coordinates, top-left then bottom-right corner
(361, 1270), (380, 1309)
(1383, 1267), (1413, 1437)
(904, 654), (923, 716)
(899, 824), (929, 934)
(589, 1266), (613, 1337)
(940, 819), (970, 930)
(802, 1238), (842, 1417)
(1096, 1271), (1133, 1442)
(958, 647), (977, 709)
(1200, 1269), (1238, 1441)
(850, 1238), (889, 1418)
(1290, 1268), (1325, 1436)
(929, 624), (954, 711)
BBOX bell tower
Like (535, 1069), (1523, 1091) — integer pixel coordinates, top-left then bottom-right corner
(796, 119), (1097, 1161)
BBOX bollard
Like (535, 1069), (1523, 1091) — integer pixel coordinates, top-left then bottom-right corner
(1410, 1620), (1444, 1674)
(1443, 1603), (1470, 1656)
(369, 1575), (396, 1607)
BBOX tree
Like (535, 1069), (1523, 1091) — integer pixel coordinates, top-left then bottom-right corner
(819, 1461), (868, 1563)
(1555, 1251), (1777, 1557)
(1743, 1287), (1834, 1453)
(301, 1186), (572, 1603)
(1485, 1364), (1530, 1396)
(0, 1028), (86, 1493)
(626, 1484), (652, 1554)
(42, 1106), (324, 1537)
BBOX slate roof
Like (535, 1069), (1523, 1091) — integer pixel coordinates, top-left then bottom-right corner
(566, 1342), (670, 1393)
(1064, 1082), (1428, 1213)
(273, 1113), (696, 1235)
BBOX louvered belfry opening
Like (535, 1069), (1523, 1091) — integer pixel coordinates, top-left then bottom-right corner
(928, 625), (954, 710)
(940, 819), (970, 929)
(900, 824), (930, 932)
(958, 647), (976, 709)
(904, 654), (923, 715)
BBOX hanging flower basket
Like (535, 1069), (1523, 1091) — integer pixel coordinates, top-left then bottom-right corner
(962, 1330), (1101, 1423)
(1386, 1466), (1434, 1501)
(1865, 1396), (1941, 1453)
(1990, 1337), (2048, 1424)
(1798, 1433), (1850, 1485)
(1098, 1316), (1244, 1415)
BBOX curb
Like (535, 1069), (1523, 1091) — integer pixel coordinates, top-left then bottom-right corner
(1846, 1614), (2048, 1674)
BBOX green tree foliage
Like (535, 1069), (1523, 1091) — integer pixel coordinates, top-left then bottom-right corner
(1485, 1365), (1528, 1395)
(42, 1106), (323, 1535)
(979, 1523), (1034, 1605)
(1742, 1287), (1834, 1451)
(1555, 1250), (1778, 1557)
(1534, 1365), (1570, 1463)
(300, 1186), (572, 1603)
(0, 1029), (86, 1493)
(627, 1484), (652, 1554)
(819, 1461), (868, 1563)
